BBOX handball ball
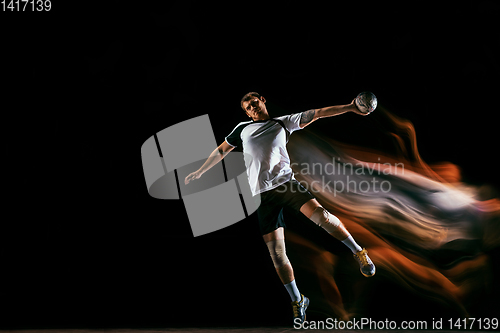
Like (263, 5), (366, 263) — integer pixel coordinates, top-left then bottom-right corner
(355, 91), (377, 114)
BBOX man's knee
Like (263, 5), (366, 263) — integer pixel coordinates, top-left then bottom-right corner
(309, 206), (341, 233)
(266, 239), (290, 268)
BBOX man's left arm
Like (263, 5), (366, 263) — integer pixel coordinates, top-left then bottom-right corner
(299, 100), (366, 129)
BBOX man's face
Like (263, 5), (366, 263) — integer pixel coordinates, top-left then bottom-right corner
(242, 96), (268, 119)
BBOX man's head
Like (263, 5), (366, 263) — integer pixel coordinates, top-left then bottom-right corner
(241, 92), (269, 121)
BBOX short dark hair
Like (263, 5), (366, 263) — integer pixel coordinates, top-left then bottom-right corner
(240, 92), (261, 111)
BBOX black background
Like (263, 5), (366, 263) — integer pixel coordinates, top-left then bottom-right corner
(1, 1), (500, 329)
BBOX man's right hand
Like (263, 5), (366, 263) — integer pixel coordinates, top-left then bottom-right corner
(184, 141), (235, 185)
(185, 170), (202, 185)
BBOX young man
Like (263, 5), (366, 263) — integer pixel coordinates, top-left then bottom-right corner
(185, 92), (375, 324)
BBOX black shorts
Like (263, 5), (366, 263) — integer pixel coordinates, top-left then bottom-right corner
(256, 179), (315, 235)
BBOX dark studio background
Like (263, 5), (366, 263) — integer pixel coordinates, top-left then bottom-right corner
(1, 1), (500, 329)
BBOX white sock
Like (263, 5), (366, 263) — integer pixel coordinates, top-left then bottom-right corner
(342, 235), (363, 253)
(284, 279), (301, 302)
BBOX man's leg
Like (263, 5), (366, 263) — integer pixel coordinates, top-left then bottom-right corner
(263, 227), (298, 299)
(300, 199), (376, 277)
(263, 227), (309, 323)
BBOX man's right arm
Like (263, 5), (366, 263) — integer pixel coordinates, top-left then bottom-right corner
(184, 141), (235, 185)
